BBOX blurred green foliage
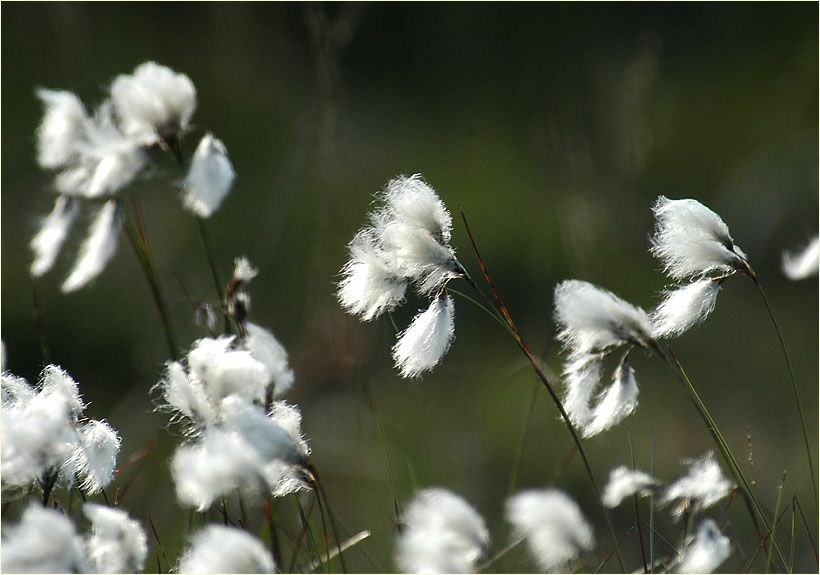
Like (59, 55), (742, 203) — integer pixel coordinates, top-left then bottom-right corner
(2, 3), (817, 572)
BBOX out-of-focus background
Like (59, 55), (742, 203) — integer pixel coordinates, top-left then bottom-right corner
(2, 3), (817, 572)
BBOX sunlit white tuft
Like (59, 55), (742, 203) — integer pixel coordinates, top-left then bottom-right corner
(84, 503), (148, 573)
(782, 236), (819, 281)
(1, 504), (88, 573)
(62, 200), (122, 293)
(182, 133), (235, 218)
(30, 196), (80, 277)
(178, 525), (275, 574)
(652, 278), (721, 339)
(582, 361), (639, 437)
(602, 466), (660, 508)
(35, 89), (88, 169)
(68, 419), (121, 494)
(397, 487), (489, 574)
(392, 295), (455, 379)
(676, 519), (731, 574)
(662, 452), (734, 519)
(232, 256), (258, 283)
(243, 322), (295, 398)
(505, 489), (595, 573)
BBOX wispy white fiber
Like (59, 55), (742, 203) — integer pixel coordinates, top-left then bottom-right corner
(602, 466), (660, 508)
(261, 401), (312, 497)
(172, 428), (263, 510)
(782, 236), (819, 281)
(651, 278), (721, 339)
(83, 503), (148, 573)
(232, 256), (258, 283)
(554, 280), (654, 356)
(561, 356), (602, 428)
(382, 174), (453, 245)
(676, 519), (731, 573)
(1, 504), (88, 573)
(392, 295), (455, 379)
(62, 200), (122, 293)
(2, 372), (37, 407)
(30, 195), (80, 277)
(582, 361), (639, 438)
(55, 103), (146, 199)
(111, 61), (197, 145)
(219, 397), (304, 465)
(182, 133), (235, 218)
(243, 322), (295, 398)
(35, 89), (88, 169)
(338, 230), (407, 321)
(505, 489), (595, 573)
(178, 525), (275, 574)
(650, 196), (747, 280)
(187, 336), (268, 407)
(40, 364), (86, 417)
(158, 360), (216, 427)
(662, 452), (734, 519)
(68, 419), (121, 494)
(397, 487), (489, 574)
(380, 221), (462, 295)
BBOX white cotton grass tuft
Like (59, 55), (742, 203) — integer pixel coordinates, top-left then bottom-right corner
(582, 361), (639, 438)
(1, 504), (88, 573)
(505, 489), (595, 573)
(110, 61), (197, 145)
(554, 280), (654, 356)
(396, 487), (489, 574)
(181, 133), (236, 218)
(650, 196), (748, 281)
(382, 174), (453, 244)
(782, 236), (819, 281)
(178, 525), (275, 574)
(661, 452), (734, 520)
(392, 295), (455, 379)
(158, 360), (216, 427)
(55, 102), (146, 199)
(232, 256), (258, 283)
(83, 503), (148, 573)
(67, 419), (121, 494)
(186, 336), (268, 407)
(30, 195), (80, 277)
(243, 322), (295, 398)
(338, 230), (408, 321)
(62, 200), (122, 293)
(264, 401), (312, 496)
(561, 356), (602, 428)
(676, 519), (731, 574)
(219, 397), (304, 465)
(35, 89), (88, 169)
(602, 466), (661, 508)
(651, 278), (721, 339)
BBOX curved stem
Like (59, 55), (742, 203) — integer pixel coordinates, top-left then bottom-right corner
(460, 210), (627, 572)
(752, 276), (817, 511)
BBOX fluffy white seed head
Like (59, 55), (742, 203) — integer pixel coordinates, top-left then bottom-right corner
(232, 256), (258, 283)
(187, 336), (268, 407)
(782, 236), (819, 281)
(602, 466), (660, 508)
(397, 487), (489, 574)
(392, 295), (455, 379)
(219, 397), (303, 465)
(1, 504), (88, 573)
(554, 280), (654, 357)
(40, 364), (86, 417)
(30, 195), (80, 277)
(111, 61), (197, 145)
(380, 220), (461, 295)
(662, 452), (734, 519)
(178, 525), (275, 574)
(182, 133), (235, 218)
(172, 428), (263, 510)
(338, 230), (408, 321)
(582, 362), (639, 438)
(382, 174), (453, 244)
(505, 489), (595, 573)
(68, 419), (121, 494)
(561, 356), (602, 428)
(158, 360), (217, 427)
(676, 519), (731, 573)
(35, 89), (88, 169)
(651, 279), (721, 339)
(83, 503), (148, 573)
(650, 196), (747, 280)
(243, 322), (295, 398)
(61, 200), (122, 293)
(2, 372), (37, 407)
(55, 103), (146, 199)
(264, 401), (312, 497)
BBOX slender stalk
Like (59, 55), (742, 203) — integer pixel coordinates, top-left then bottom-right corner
(121, 198), (178, 360)
(31, 280), (51, 364)
(788, 497), (797, 573)
(196, 217), (225, 306)
(766, 472), (787, 573)
(660, 345), (788, 569)
(310, 466), (348, 573)
(649, 437), (656, 574)
(628, 431), (648, 573)
(476, 538), (524, 572)
(752, 276), (817, 510)
(460, 210), (626, 572)
(147, 516), (170, 572)
(792, 495), (819, 563)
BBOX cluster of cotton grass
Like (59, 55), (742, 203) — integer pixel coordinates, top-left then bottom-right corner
(31, 61), (235, 292)
(338, 174), (465, 378)
(156, 257), (307, 510)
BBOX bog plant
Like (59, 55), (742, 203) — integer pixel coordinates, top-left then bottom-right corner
(1, 60), (816, 575)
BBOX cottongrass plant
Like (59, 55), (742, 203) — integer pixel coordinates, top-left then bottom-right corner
(396, 488), (489, 574)
(1, 502), (147, 574)
(601, 466), (660, 509)
(781, 235), (819, 281)
(178, 525), (275, 574)
(1, 365), (121, 499)
(660, 452), (734, 520)
(675, 519), (732, 574)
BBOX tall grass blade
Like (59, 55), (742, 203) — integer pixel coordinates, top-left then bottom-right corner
(765, 471), (787, 573)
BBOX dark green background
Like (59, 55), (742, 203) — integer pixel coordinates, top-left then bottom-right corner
(2, 3), (818, 572)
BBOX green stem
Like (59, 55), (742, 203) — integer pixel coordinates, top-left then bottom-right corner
(766, 472), (787, 573)
(649, 437), (656, 574)
(752, 277), (817, 511)
(196, 217), (225, 306)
